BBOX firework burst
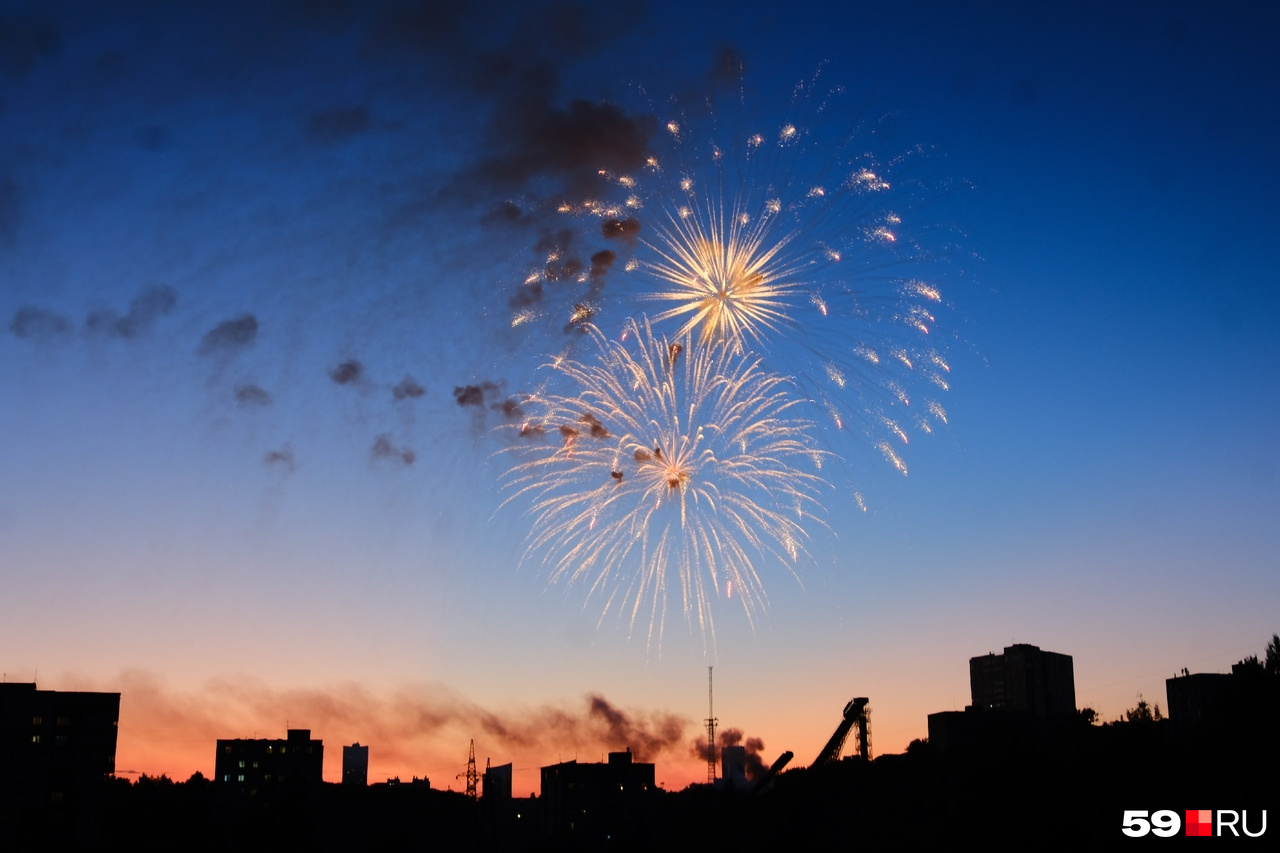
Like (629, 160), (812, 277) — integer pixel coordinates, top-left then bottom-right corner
(502, 317), (828, 651)
(577, 73), (960, 481)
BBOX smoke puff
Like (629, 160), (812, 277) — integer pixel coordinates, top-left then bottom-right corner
(199, 314), (258, 355)
(590, 250), (615, 275)
(601, 217), (640, 244)
(264, 446), (295, 471)
(483, 201), (524, 225)
(391, 377), (425, 401)
(476, 98), (652, 201)
(235, 384), (272, 407)
(535, 228), (583, 283)
(508, 280), (543, 309)
(454, 381), (497, 407)
(371, 434), (415, 467)
(85, 285), (177, 338)
(10, 306), (70, 339)
(693, 727), (769, 781)
(586, 695), (686, 762)
(494, 398), (522, 419)
(329, 359), (364, 385)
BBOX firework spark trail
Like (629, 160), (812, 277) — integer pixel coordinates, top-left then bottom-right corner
(502, 317), (828, 651)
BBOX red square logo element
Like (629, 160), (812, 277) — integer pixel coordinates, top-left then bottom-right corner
(1186, 809), (1213, 836)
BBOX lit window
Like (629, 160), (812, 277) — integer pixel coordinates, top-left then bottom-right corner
(31, 735), (40, 744)
(237, 774), (245, 782)
(238, 760), (245, 768)
(32, 716), (42, 725)
(56, 716), (70, 726)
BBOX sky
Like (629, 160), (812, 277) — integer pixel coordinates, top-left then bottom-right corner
(2, 0), (1278, 792)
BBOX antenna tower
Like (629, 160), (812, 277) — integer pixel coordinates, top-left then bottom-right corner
(704, 666), (717, 784)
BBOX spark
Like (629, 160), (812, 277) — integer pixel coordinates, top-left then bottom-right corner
(878, 441), (908, 475)
(502, 318), (828, 651)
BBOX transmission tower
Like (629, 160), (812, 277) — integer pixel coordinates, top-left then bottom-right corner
(704, 666), (717, 784)
(458, 739), (478, 800)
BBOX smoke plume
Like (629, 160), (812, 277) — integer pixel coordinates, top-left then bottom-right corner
(371, 434), (415, 467)
(198, 314), (258, 356)
(693, 727), (769, 781)
(391, 376), (425, 401)
(263, 446), (295, 471)
(106, 672), (694, 785)
(329, 359), (364, 386)
(10, 306), (70, 340)
(235, 384), (272, 407)
(85, 285), (177, 339)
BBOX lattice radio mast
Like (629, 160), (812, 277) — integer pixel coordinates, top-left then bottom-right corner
(705, 666), (718, 784)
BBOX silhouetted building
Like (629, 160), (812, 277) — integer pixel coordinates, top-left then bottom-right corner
(970, 644), (1076, 717)
(482, 760), (515, 833)
(1166, 663), (1280, 740)
(214, 728), (323, 798)
(721, 745), (747, 787)
(0, 682), (120, 814)
(342, 743), (368, 786)
(483, 761), (512, 801)
(1165, 672), (1233, 735)
(541, 749), (655, 842)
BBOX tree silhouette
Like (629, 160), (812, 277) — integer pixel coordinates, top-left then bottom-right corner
(1123, 696), (1162, 723)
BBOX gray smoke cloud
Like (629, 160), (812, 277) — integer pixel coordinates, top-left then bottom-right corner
(198, 314), (258, 356)
(10, 306), (71, 340)
(264, 446), (295, 472)
(85, 285), (177, 339)
(110, 671), (695, 784)
(391, 376), (425, 401)
(693, 727), (768, 781)
(453, 381), (498, 408)
(235, 384), (272, 407)
(371, 434), (415, 467)
(329, 359), (364, 386)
